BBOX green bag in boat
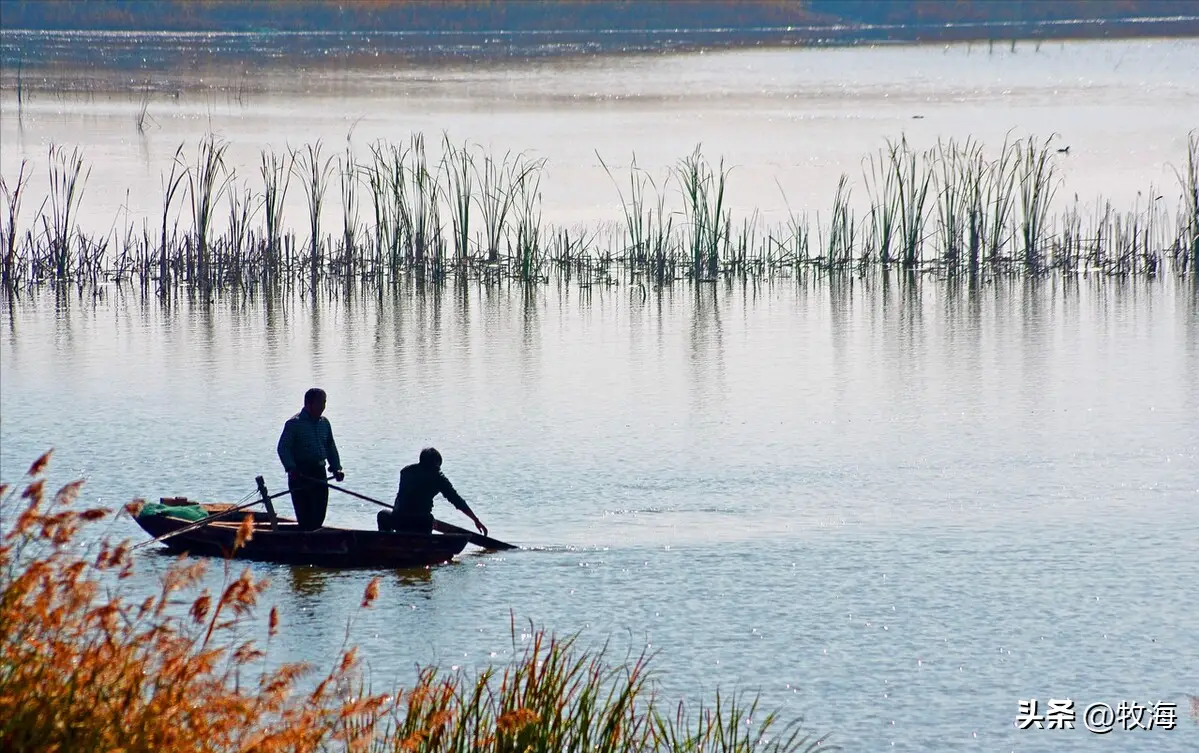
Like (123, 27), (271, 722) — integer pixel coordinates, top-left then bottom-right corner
(137, 502), (209, 522)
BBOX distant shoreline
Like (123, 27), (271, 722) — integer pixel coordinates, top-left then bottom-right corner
(2, 18), (1197, 81)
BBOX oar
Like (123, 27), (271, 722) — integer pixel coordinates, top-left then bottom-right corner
(319, 480), (518, 551)
(133, 489), (289, 550)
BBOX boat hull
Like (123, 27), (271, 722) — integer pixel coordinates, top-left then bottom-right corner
(136, 505), (470, 568)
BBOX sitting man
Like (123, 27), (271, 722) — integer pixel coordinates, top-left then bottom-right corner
(377, 447), (488, 536)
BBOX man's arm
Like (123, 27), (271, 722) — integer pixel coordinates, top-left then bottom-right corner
(438, 473), (487, 536)
(277, 420), (297, 473)
(323, 419), (344, 481)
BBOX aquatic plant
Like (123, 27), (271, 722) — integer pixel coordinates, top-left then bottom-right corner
(185, 135), (234, 290)
(1175, 131), (1199, 272)
(439, 136), (473, 261)
(0, 132), (1195, 295)
(0, 160), (38, 289)
(1016, 135), (1060, 271)
(260, 147), (294, 283)
(0, 451), (834, 753)
(45, 145), (90, 280)
(292, 141), (335, 288)
(678, 145), (731, 280)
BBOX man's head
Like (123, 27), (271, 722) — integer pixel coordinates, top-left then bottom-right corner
(419, 447), (443, 470)
(303, 387), (327, 418)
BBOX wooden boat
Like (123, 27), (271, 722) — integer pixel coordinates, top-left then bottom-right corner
(135, 501), (470, 568)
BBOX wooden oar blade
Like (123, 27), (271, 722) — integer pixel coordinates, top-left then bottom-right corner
(432, 519), (518, 550)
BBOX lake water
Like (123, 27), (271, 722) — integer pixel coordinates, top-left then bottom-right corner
(3, 274), (1197, 751)
(2, 34), (1199, 752)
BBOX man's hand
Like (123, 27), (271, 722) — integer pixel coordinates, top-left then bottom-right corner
(333, 470), (345, 482)
(473, 517), (488, 537)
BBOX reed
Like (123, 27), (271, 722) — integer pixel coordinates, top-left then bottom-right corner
(513, 160), (545, 282)
(135, 88), (153, 134)
(862, 144), (899, 264)
(442, 135), (475, 260)
(1175, 131), (1199, 271)
(1, 132), (1197, 294)
(1, 160), (39, 289)
(677, 145), (730, 280)
(260, 148), (294, 283)
(292, 141), (335, 289)
(890, 137), (932, 268)
(982, 134), (1019, 265)
(337, 145), (361, 278)
(1016, 135), (1060, 271)
(404, 133), (443, 270)
(821, 174), (855, 268)
(476, 146), (543, 264)
(185, 136), (234, 290)
(599, 152), (675, 283)
(45, 145), (91, 281)
(1, 451), (834, 753)
(933, 137), (980, 270)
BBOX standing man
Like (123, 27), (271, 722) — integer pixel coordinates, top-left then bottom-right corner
(277, 387), (345, 530)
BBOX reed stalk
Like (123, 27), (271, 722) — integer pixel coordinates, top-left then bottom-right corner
(822, 174), (855, 267)
(677, 145), (730, 279)
(46, 145), (91, 281)
(260, 148), (293, 282)
(863, 145), (899, 264)
(891, 137), (932, 268)
(933, 137), (979, 270)
(476, 147), (542, 264)
(442, 135), (474, 260)
(1174, 131), (1199, 271)
(185, 135), (234, 290)
(1, 160), (39, 290)
(403, 133), (443, 268)
(513, 164), (544, 281)
(337, 146), (360, 277)
(157, 145), (188, 289)
(292, 141), (335, 288)
(1017, 135), (1060, 271)
(983, 135), (1019, 264)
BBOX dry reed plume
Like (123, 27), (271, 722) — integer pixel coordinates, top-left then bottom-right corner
(1, 451), (832, 753)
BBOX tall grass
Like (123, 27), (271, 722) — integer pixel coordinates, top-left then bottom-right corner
(1, 160), (39, 289)
(260, 147), (294, 283)
(45, 145), (90, 280)
(1016, 135), (1060, 271)
(599, 153), (674, 282)
(1, 451), (834, 753)
(476, 147), (543, 264)
(1175, 131), (1199, 273)
(292, 141), (335, 289)
(185, 135), (234, 290)
(678, 145), (731, 280)
(442, 135), (474, 260)
(158, 145), (189, 289)
(891, 137), (932, 267)
(1, 132), (1194, 295)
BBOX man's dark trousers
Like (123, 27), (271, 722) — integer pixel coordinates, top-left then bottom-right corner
(289, 466), (329, 530)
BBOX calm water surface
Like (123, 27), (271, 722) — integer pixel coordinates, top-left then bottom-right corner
(2, 276), (1197, 751)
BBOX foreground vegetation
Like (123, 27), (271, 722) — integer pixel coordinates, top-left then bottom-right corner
(0, 451), (832, 753)
(2, 131), (1196, 296)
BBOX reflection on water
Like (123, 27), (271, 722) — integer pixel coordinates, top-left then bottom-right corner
(3, 261), (1197, 752)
